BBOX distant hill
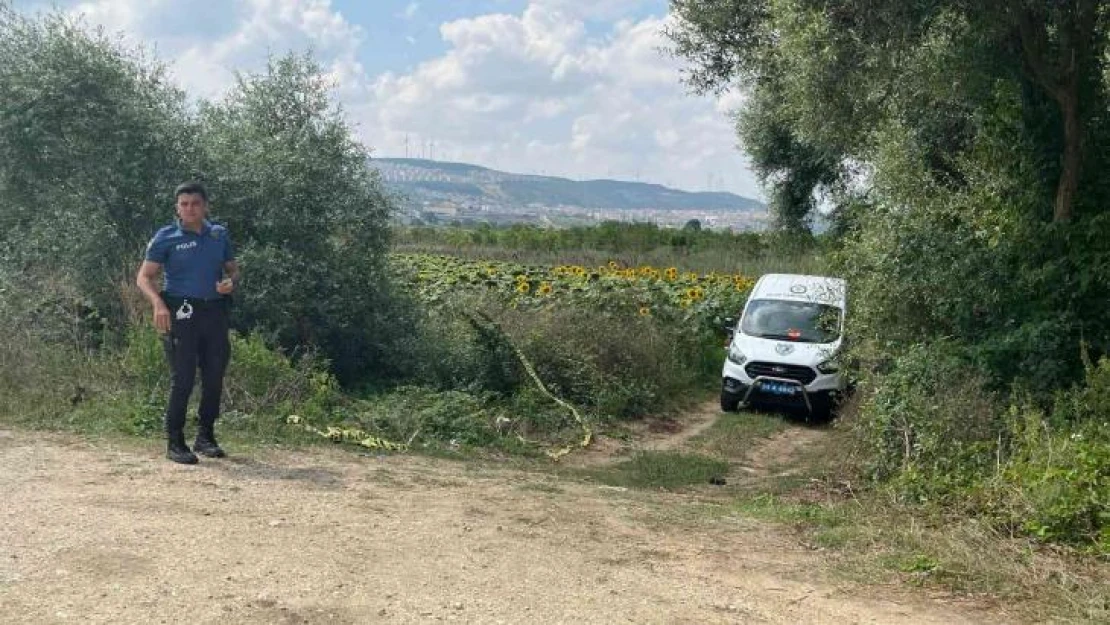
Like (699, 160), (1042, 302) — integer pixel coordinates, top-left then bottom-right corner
(372, 158), (764, 212)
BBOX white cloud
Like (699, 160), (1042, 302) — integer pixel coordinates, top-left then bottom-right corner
(360, 4), (759, 197)
(68, 0), (365, 100)
(51, 0), (759, 197)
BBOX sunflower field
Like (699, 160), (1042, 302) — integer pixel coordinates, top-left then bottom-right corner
(391, 253), (756, 333)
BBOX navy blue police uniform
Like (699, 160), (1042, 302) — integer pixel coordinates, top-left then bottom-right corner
(144, 220), (234, 450)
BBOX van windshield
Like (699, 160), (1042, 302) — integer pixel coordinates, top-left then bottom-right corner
(740, 299), (842, 343)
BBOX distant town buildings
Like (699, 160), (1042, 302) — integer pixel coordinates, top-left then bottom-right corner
(376, 158), (769, 231)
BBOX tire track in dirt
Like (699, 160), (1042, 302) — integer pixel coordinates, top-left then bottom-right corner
(635, 401), (723, 452)
(736, 425), (827, 478)
(559, 401), (721, 468)
(565, 400), (827, 480)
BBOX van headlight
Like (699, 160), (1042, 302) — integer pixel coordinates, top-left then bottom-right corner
(727, 344), (747, 365)
(817, 359), (840, 374)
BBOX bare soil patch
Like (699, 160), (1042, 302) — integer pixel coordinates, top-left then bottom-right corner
(0, 427), (1015, 624)
(564, 401), (723, 468)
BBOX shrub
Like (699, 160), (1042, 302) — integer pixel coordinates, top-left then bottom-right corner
(0, 10), (405, 388)
(855, 341), (1006, 497)
(332, 386), (502, 448)
(197, 53), (396, 386)
(405, 293), (709, 421)
(855, 344), (1110, 552)
(0, 8), (195, 333)
(996, 358), (1110, 552)
(0, 267), (109, 424)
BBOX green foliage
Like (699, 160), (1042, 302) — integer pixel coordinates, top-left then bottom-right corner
(399, 220), (763, 255)
(119, 324), (169, 392)
(392, 254), (729, 420)
(196, 53), (399, 385)
(0, 7), (195, 331)
(855, 344), (1110, 551)
(0, 266), (127, 429)
(736, 83), (843, 231)
(406, 295), (708, 422)
(1, 305), (343, 444)
(509, 304), (707, 419)
(668, 0), (1110, 226)
(0, 9), (406, 387)
(394, 222), (830, 277)
(326, 386), (504, 449)
(1003, 415), (1110, 552)
(222, 332), (339, 419)
(121, 324), (341, 419)
(840, 90), (1110, 389)
(856, 342), (1005, 495)
(995, 359), (1110, 552)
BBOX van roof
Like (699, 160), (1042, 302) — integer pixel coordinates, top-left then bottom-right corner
(750, 273), (846, 307)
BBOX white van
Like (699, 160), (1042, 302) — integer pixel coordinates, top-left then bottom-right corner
(721, 273), (847, 419)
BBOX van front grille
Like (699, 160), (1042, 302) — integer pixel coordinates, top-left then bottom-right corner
(744, 362), (817, 385)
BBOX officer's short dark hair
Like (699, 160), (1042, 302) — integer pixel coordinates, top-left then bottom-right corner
(175, 182), (208, 203)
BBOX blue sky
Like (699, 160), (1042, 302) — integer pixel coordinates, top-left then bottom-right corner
(12, 0), (759, 198)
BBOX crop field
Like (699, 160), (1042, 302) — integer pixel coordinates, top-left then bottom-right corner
(391, 252), (757, 330)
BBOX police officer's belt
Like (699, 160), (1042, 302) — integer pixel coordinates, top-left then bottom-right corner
(162, 294), (227, 309)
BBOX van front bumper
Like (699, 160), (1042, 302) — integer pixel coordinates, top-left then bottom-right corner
(722, 359), (843, 413)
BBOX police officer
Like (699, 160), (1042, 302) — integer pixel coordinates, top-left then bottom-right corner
(136, 182), (240, 464)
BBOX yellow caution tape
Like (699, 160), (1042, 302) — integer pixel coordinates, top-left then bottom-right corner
(472, 312), (592, 462)
(286, 415), (407, 452)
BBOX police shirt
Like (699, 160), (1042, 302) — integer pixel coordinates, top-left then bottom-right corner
(144, 220), (235, 300)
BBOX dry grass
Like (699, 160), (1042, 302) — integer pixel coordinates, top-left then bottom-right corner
(722, 403), (1110, 624)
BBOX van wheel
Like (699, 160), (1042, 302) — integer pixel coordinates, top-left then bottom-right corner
(808, 394), (835, 423)
(720, 391), (742, 413)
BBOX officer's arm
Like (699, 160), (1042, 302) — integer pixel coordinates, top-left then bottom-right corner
(216, 260), (240, 295)
(137, 261), (164, 306)
(137, 261), (171, 333)
(223, 260), (240, 287)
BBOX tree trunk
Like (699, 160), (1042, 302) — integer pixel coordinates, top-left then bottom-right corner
(1013, 3), (1094, 223)
(1054, 89), (1081, 222)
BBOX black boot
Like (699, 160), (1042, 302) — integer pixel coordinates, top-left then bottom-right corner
(167, 431), (199, 464)
(193, 425), (226, 458)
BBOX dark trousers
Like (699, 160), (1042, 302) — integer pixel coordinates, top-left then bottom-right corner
(161, 298), (230, 436)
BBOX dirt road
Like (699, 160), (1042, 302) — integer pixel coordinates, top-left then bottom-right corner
(0, 428), (1009, 624)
